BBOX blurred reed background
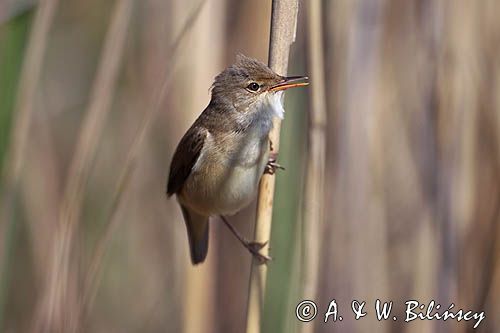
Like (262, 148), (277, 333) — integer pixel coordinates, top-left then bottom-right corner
(0, 0), (499, 332)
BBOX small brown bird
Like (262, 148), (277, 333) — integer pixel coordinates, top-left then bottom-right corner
(167, 54), (308, 264)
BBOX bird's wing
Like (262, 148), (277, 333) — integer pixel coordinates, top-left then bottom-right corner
(167, 126), (207, 196)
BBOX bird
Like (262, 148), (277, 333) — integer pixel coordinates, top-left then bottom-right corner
(167, 54), (308, 264)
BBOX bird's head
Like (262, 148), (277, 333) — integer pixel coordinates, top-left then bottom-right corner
(210, 54), (308, 119)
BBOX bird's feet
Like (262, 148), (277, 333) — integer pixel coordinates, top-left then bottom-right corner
(265, 151), (284, 175)
(244, 241), (272, 264)
(265, 157), (285, 175)
(220, 216), (272, 264)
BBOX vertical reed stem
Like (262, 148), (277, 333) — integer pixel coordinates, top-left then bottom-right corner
(300, 0), (327, 332)
(245, 1), (300, 332)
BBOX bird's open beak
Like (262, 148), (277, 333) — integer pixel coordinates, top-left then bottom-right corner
(269, 76), (309, 92)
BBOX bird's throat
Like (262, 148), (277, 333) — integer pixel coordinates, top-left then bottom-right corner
(265, 91), (285, 119)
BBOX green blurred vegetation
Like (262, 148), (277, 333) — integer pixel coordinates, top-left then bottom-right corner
(0, 10), (33, 172)
(0, 10), (34, 332)
(264, 53), (309, 333)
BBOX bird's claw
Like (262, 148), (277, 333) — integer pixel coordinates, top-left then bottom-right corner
(265, 158), (285, 175)
(245, 241), (272, 264)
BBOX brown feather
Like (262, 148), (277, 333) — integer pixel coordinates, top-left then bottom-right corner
(167, 125), (207, 196)
(180, 204), (209, 264)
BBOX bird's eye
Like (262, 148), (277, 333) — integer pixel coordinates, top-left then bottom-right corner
(246, 82), (260, 92)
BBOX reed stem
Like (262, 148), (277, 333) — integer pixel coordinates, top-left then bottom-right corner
(245, 1), (300, 332)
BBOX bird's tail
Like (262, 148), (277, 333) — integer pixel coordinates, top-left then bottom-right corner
(180, 205), (209, 264)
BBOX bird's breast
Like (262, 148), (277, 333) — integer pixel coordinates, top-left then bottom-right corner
(180, 124), (271, 216)
(214, 127), (270, 214)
